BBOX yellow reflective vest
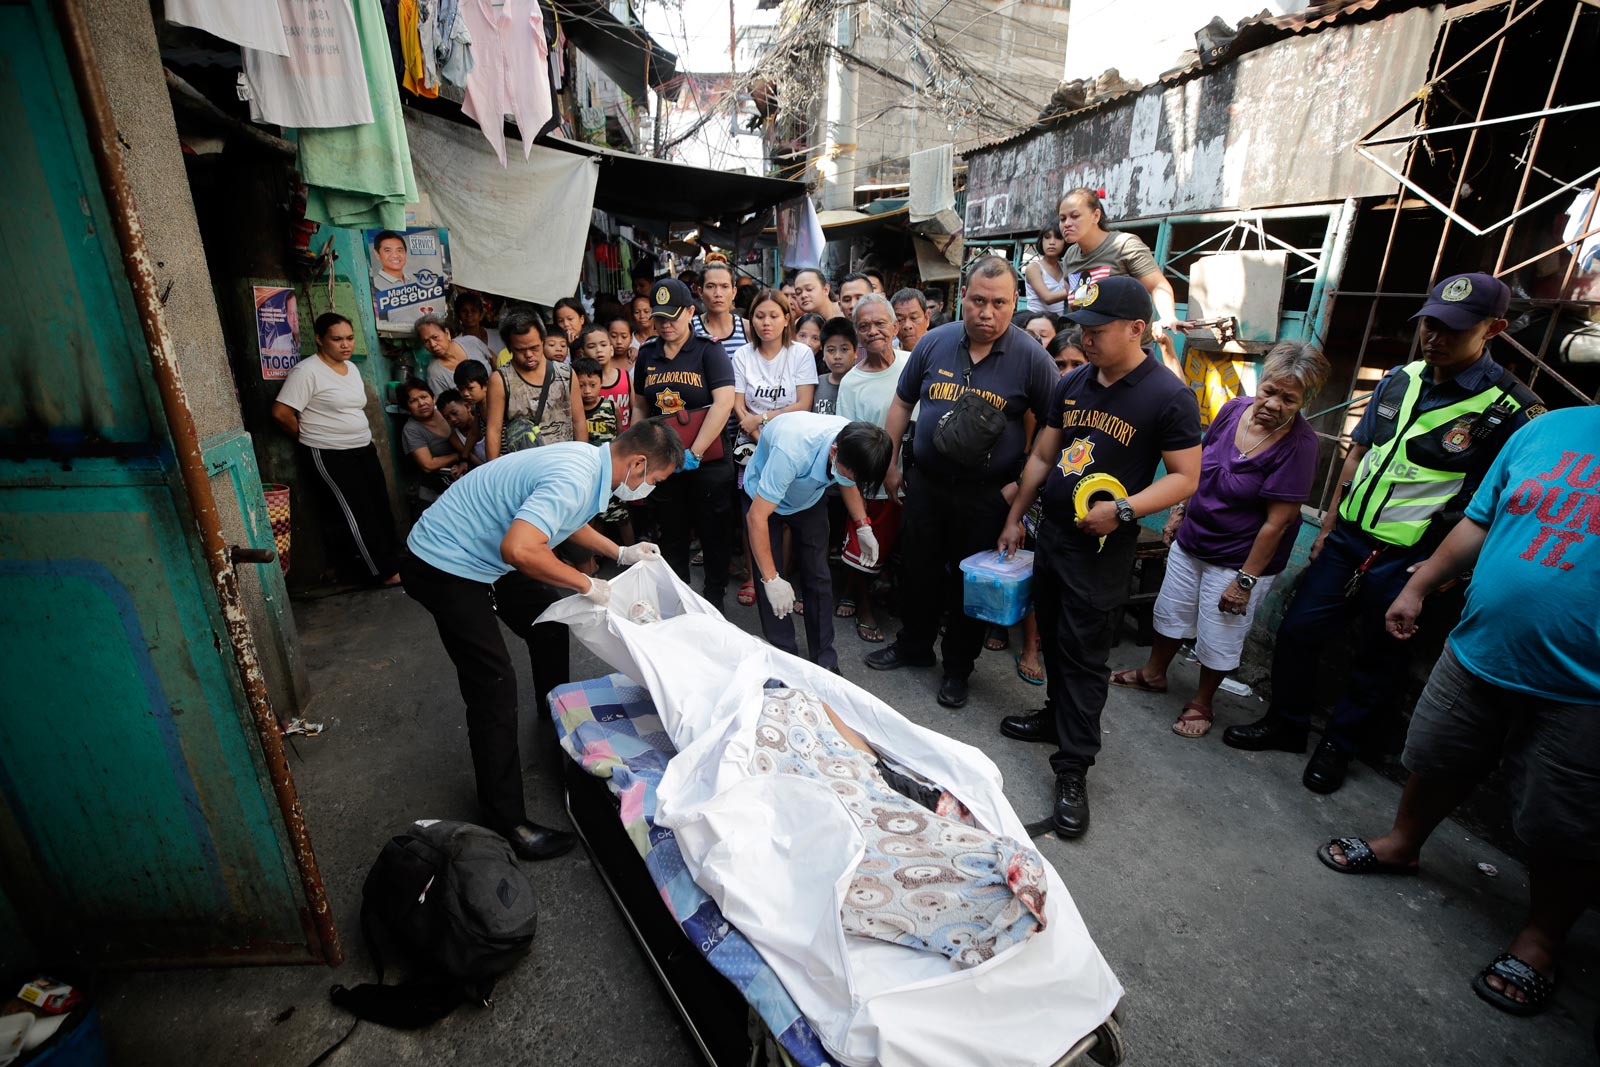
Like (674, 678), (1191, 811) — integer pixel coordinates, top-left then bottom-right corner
(1340, 360), (1537, 547)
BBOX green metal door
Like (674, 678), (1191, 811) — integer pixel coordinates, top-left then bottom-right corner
(0, 1), (327, 967)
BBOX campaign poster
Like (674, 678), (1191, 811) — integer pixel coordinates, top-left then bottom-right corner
(366, 226), (451, 331)
(255, 285), (300, 380)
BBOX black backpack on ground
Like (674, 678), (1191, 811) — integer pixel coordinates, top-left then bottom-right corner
(310, 821), (538, 1063)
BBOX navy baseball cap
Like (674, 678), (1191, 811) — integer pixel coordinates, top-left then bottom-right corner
(1411, 272), (1510, 330)
(1063, 275), (1153, 326)
(650, 277), (695, 320)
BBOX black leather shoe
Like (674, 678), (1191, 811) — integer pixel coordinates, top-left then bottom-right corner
(1052, 772), (1090, 838)
(936, 674), (969, 708)
(864, 643), (937, 671)
(506, 821), (576, 861)
(999, 709), (1059, 745)
(1222, 714), (1309, 753)
(1302, 739), (1351, 794)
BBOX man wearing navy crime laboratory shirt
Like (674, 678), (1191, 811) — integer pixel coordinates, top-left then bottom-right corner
(865, 255), (1059, 710)
(400, 422), (684, 861)
(745, 412), (892, 669)
(999, 275), (1202, 838)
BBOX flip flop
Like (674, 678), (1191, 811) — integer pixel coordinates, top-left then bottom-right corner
(1315, 837), (1420, 876)
(1472, 952), (1555, 1017)
(1109, 668), (1167, 693)
(835, 597), (858, 619)
(737, 581), (755, 607)
(856, 620), (885, 643)
(985, 626), (1009, 652)
(1171, 702), (1213, 738)
(1014, 654), (1045, 686)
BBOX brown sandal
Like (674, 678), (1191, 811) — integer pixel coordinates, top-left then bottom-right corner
(1171, 702), (1214, 739)
(1110, 668), (1167, 693)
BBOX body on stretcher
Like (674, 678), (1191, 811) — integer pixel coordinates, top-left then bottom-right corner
(540, 560), (1126, 1067)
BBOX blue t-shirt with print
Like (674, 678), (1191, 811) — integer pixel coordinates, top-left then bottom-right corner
(1448, 407), (1600, 703)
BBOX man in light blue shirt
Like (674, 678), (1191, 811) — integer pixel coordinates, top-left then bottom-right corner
(744, 412), (891, 669)
(400, 422), (683, 861)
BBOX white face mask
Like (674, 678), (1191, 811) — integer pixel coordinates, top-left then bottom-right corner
(613, 462), (654, 501)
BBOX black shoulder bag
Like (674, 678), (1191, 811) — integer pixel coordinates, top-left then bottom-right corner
(931, 344), (1007, 470)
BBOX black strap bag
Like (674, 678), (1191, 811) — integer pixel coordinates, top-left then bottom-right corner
(931, 345), (1007, 469)
(311, 821), (538, 1063)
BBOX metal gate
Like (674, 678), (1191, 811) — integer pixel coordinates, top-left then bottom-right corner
(0, 0), (335, 967)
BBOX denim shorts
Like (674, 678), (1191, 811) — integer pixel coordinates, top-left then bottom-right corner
(1403, 644), (1600, 854)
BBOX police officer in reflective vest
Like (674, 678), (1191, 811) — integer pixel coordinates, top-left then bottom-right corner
(1224, 273), (1543, 793)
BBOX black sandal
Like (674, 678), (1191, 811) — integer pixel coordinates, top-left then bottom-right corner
(1315, 837), (1419, 876)
(1472, 952), (1555, 1016)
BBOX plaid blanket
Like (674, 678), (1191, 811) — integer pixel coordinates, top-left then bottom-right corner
(549, 674), (835, 1067)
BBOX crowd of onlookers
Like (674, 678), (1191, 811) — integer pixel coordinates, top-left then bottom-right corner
(269, 188), (1597, 1019)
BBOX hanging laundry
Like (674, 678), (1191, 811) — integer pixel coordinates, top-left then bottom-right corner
(1563, 189), (1600, 273)
(433, 0), (474, 87)
(417, 0), (442, 92)
(166, 0), (289, 55)
(299, 0), (418, 229)
(460, 0), (553, 166)
(242, 0), (374, 128)
(398, 0), (437, 97)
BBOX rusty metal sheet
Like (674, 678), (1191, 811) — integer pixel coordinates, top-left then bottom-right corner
(963, 6), (1446, 237)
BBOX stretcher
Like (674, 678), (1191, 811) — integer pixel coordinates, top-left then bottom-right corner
(549, 673), (1126, 1067)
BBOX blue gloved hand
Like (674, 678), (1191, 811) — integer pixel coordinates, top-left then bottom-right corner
(681, 451), (701, 472)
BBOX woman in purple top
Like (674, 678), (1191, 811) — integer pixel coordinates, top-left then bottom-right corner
(1110, 342), (1330, 737)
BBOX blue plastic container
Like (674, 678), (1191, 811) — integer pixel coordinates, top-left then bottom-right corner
(959, 549), (1035, 626)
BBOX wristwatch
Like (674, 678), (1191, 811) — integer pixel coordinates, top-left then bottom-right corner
(1235, 570), (1258, 591)
(1114, 498), (1137, 524)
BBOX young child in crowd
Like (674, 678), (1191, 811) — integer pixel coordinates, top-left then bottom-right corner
(572, 356), (634, 545)
(605, 313), (638, 379)
(576, 323), (632, 428)
(794, 312), (826, 377)
(435, 388), (483, 467)
(1048, 329), (1088, 375)
(812, 317), (856, 416)
(452, 359), (491, 463)
(543, 329), (570, 364)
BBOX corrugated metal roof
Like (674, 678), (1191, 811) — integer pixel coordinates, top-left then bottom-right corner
(963, 0), (1442, 156)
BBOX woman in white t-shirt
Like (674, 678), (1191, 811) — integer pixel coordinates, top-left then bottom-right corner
(271, 312), (401, 586)
(730, 289), (818, 606)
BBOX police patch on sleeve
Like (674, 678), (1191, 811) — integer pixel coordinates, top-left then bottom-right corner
(1525, 403), (1547, 419)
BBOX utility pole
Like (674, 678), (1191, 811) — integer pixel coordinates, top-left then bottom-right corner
(729, 0), (736, 67)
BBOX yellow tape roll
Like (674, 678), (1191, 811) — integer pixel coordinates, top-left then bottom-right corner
(1072, 473), (1128, 552)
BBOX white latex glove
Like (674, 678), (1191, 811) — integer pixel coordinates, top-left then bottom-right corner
(581, 576), (612, 607)
(617, 542), (661, 565)
(763, 576), (796, 619)
(855, 524), (879, 568)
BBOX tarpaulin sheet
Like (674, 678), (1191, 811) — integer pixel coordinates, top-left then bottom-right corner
(404, 108), (598, 304)
(540, 560), (1123, 1067)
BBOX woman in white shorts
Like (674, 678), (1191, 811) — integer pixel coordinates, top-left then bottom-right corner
(1110, 342), (1329, 737)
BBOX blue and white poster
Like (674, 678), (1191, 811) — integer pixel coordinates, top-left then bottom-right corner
(365, 226), (451, 331)
(255, 285), (300, 379)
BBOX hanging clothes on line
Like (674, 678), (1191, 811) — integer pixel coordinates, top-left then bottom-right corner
(242, 0), (374, 128)
(398, 0), (437, 97)
(299, 0), (418, 229)
(166, 0), (289, 55)
(460, 0), (553, 165)
(433, 0), (475, 87)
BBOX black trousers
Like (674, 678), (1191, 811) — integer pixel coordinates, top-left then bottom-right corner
(895, 475), (1012, 680)
(399, 553), (569, 834)
(1267, 525), (1423, 753)
(1035, 521), (1137, 775)
(745, 493), (837, 669)
(654, 456), (735, 603)
(299, 442), (400, 582)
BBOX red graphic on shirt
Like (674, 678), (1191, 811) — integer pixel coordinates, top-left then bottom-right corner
(1506, 450), (1598, 570)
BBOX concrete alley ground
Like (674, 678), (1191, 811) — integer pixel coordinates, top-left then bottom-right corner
(101, 582), (1598, 1066)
